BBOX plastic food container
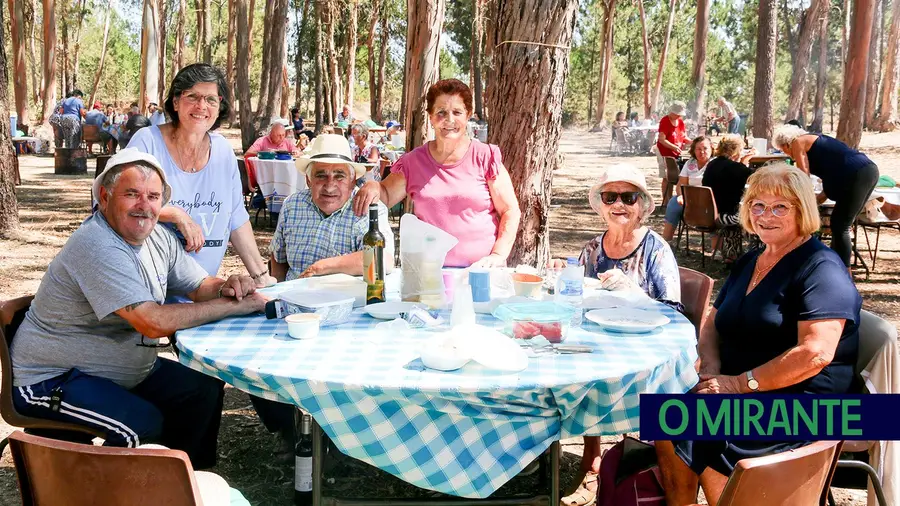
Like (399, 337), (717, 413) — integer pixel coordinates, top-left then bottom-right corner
(257, 151), (276, 160)
(492, 302), (577, 343)
(279, 289), (355, 327)
(285, 313), (321, 339)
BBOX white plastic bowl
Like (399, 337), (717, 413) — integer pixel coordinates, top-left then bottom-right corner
(285, 313), (321, 339)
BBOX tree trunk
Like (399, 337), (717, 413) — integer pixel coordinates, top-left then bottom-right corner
(343, 0), (357, 113)
(473, 0), (485, 121)
(864, 0), (882, 128)
(248, 0), (256, 59)
(195, 0), (210, 63)
(837, 0), (877, 148)
(593, 0), (616, 127)
(874, 0), (900, 131)
(484, 0), (577, 267)
(71, 0), (86, 89)
(281, 61), (290, 119)
(841, 0), (849, 100)
(636, 0), (651, 118)
(8, 0), (29, 126)
(60, 0), (69, 95)
(261, 0), (288, 125)
(202, 0), (212, 62)
(0, 0), (20, 234)
(294, 0), (309, 106)
(88, 2), (112, 108)
(366, 0), (382, 120)
(325, 0), (339, 120)
(314, 0), (324, 131)
(651, 0), (676, 114)
(255, 0), (275, 118)
(174, 0), (185, 75)
(810, 6), (829, 133)
(375, 9), (387, 123)
(226, 0), (236, 124)
(403, 0), (445, 151)
(139, 0), (161, 113)
(688, 0), (710, 122)
(27, 0), (39, 105)
(39, 0), (56, 122)
(752, 0), (777, 144)
(157, 0), (168, 102)
(783, 0), (799, 67)
(236, 0), (255, 150)
(785, 0), (825, 121)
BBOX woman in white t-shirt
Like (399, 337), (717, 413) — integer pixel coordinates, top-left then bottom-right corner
(662, 135), (712, 241)
(128, 63), (275, 287)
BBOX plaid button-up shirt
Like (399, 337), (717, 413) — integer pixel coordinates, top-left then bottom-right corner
(270, 188), (393, 281)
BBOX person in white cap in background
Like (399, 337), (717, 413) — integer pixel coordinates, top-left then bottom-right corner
(550, 163), (681, 506)
(10, 148), (267, 470)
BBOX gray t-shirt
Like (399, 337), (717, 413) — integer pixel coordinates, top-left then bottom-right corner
(11, 212), (208, 389)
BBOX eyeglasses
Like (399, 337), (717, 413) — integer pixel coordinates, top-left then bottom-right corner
(181, 91), (222, 107)
(136, 334), (172, 348)
(749, 201), (794, 217)
(599, 191), (642, 206)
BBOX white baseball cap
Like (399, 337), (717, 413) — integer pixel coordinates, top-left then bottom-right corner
(92, 148), (172, 206)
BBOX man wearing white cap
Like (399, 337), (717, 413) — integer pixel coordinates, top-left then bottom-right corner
(10, 148), (266, 469)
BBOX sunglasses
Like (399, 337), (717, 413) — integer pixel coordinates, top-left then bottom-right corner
(599, 191), (642, 206)
(749, 201), (793, 217)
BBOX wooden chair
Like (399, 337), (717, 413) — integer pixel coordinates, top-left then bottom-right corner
(81, 124), (104, 155)
(679, 185), (720, 268)
(661, 156), (681, 208)
(678, 267), (713, 338)
(8, 431), (239, 506)
(0, 296), (105, 457)
(710, 440), (843, 506)
(826, 309), (895, 506)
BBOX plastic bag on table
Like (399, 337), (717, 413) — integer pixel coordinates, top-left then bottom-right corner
(399, 215), (458, 308)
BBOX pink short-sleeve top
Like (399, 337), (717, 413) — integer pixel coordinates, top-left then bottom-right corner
(391, 139), (502, 267)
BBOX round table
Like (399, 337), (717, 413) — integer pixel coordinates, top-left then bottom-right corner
(175, 283), (698, 499)
(246, 157), (307, 213)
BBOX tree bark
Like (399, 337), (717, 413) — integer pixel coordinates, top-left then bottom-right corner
(403, 0), (445, 151)
(27, 0), (40, 105)
(202, 0), (212, 62)
(651, 0), (676, 114)
(174, 0), (185, 76)
(484, 0), (577, 267)
(0, 0), (20, 234)
(39, 0), (56, 122)
(157, 0), (168, 102)
(473, 0), (485, 121)
(635, 0), (651, 118)
(375, 8), (387, 123)
(8, 0), (29, 125)
(236, 0), (254, 150)
(837, 0), (877, 148)
(810, 6), (829, 133)
(262, 0), (289, 125)
(752, 0), (777, 144)
(255, 0), (276, 118)
(314, 0), (324, 131)
(325, 0), (339, 120)
(248, 0), (256, 58)
(60, 0), (69, 95)
(139, 0), (161, 113)
(294, 0), (309, 106)
(281, 61), (290, 119)
(785, 0), (825, 121)
(71, 0), (86, 89)
(864, 0), (882, 128)
(874, 0), (900, 131)
(688, 0), (710, 122)
(226, 0), (236, 124)
(88, 2), (112, 108)
(366, 0), (382, 120)
(841, 0), (849, 100)
(195, 0), (211, 63)
(593, 0), (615, 127)
(343, 0), (357, 113)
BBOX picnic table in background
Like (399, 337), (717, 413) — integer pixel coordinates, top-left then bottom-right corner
(244, 156), (307, 214)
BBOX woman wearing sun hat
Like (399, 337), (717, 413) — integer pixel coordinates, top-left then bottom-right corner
(553, 163), (682, 506)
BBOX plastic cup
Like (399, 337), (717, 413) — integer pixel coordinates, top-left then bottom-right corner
(442, 270), (455, 303)
(469, 269), (491, 302)
(285, 313), (321, 339)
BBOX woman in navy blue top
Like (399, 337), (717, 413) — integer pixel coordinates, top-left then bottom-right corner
(773, 124), (879, 266)
(654, 164), (861, 505)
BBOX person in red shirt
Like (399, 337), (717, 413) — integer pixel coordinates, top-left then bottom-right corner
(656, 101), (688, 205)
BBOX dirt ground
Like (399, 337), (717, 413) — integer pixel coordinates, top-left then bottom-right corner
(2, 127), (896, 505)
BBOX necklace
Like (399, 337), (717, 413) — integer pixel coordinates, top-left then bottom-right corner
(172, 131), (209, 173)
(748, 236), (808, 291)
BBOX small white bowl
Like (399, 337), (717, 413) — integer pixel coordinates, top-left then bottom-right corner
(285, 313), (321, 340)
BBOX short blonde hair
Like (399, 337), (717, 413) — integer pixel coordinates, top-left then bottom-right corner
(772, 124), (807, 151)
(715, 134), (743, 159)
(739, 163), (820, 235)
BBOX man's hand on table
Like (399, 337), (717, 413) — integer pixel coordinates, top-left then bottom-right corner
(219, 274), (257, 301)
(299, 260), (329, 278)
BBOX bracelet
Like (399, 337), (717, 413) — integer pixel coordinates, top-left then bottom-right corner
(217, 284), (224, 298)
(250, 270), (267, 281)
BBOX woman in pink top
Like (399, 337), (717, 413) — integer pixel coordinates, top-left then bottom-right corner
(243, 121), (300, 158)
(352, 79), (520, 268)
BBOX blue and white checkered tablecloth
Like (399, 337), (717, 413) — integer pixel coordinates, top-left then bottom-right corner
(176, 297), (698, 498)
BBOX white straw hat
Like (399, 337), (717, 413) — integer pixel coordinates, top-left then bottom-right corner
(92, 148), (172, 205)
(668, 101), (686, 116)
(295, 134), (369, 179)
(588, 164), (655, 215)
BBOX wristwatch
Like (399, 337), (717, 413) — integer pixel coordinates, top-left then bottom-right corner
(746, 370), (760, 392)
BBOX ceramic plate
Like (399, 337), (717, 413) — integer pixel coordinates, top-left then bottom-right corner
(364, 301), (426, 320)
(585, 308), (670, 333)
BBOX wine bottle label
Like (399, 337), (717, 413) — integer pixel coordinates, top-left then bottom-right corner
(295, 456), (313, 492)
(363, 245), (385, 303)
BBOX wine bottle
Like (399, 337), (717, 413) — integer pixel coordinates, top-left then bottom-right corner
(362, 203), (386, 304)
(294, 413), (313, 506)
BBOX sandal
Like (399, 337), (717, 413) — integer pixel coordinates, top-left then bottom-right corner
(561, 470), (599, 506)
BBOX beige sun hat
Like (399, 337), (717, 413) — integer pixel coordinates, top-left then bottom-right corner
(588, 163), (656, 216)
(295, 134), (369, 179)
(92, 148), (172, 205)
(668, 101), (686, 116)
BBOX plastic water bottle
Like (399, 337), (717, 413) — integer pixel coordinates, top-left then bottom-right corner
(555, 257), (584, 326)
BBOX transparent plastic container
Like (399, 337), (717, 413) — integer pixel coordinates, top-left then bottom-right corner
(492, 302), (577, 343)
(280, 289), (355, 327)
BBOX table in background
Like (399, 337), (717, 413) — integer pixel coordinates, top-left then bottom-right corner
(245, 157), (307, 214)
(873, 187), (900, 205)
(175, 280), (699, 501)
